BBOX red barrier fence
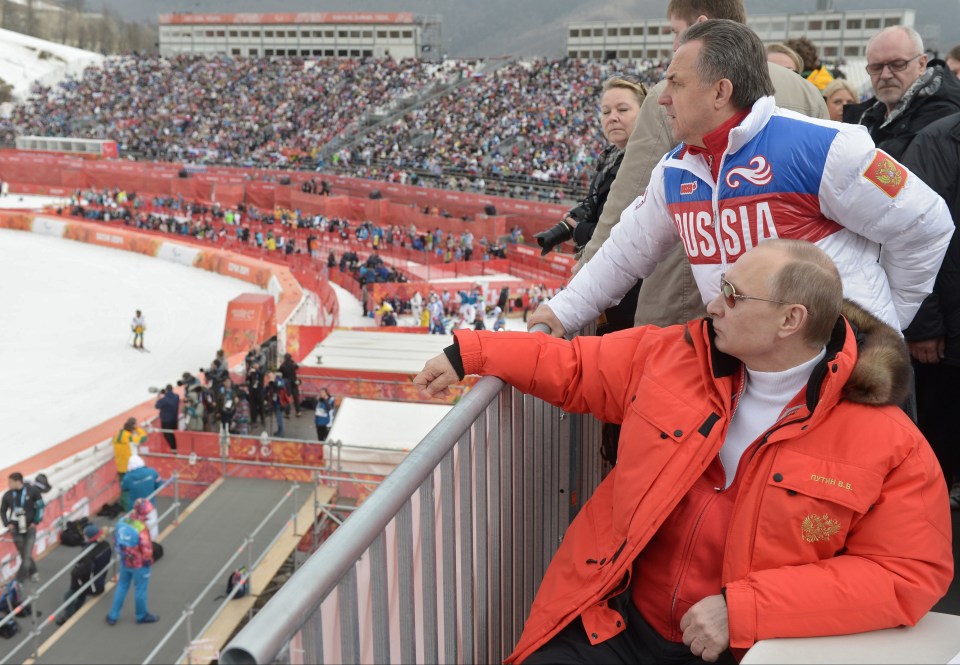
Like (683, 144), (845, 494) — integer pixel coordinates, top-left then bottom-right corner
(0, 150), (568, 240)
(140, 431), (390, 503)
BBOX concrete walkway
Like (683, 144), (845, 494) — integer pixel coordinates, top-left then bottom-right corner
(23, 478), (305, 664)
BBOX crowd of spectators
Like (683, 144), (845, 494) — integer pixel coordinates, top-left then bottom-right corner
(63, 187), (513, 264)
(0, 54), (666, 201)
(0, 55), (456, 168)
(327, 58), (667, 197)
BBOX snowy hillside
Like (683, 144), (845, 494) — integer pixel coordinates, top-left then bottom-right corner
(0, 26), (103, 103)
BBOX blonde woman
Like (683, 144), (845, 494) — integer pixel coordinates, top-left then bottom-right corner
(766, 43), (803, 74)
(534, 76), (646, 265)
(822, 78), (860, 122)
(533, 76), (646, 466)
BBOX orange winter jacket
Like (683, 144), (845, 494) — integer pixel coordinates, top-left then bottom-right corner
(452, 303), (952, 664)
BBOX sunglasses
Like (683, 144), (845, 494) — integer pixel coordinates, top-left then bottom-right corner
(720, 274), (791, 309)
(865, 53), (922, 76)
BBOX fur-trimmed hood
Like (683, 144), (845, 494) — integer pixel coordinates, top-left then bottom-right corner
(697, 298), (911, 408)
(839, 299), (912, 406)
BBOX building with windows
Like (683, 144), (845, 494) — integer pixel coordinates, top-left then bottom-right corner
(567, 9), (914, 62)
(158, 12), (442, 60)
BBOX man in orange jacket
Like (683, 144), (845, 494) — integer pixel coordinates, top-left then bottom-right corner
(415, 239), (952, 664)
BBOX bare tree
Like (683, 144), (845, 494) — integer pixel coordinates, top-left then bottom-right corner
(76, 20), (89, 50)
(24, 0), (37, 37)
(1, 0), (22, 32)
(95, 14), (114, 53)
(57, 3), (69, 42)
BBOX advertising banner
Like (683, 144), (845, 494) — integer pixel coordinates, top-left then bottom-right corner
(222, 293), (277, 356)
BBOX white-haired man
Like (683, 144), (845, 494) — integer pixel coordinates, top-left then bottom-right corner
(843, 25), (960, 159)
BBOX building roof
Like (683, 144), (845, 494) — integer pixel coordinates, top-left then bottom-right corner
(158, 12), (415, 26)
(300, 330), (451, 375)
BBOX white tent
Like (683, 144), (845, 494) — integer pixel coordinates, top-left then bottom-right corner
(301, 330), (452, 374)
(327, 397), (452, 475)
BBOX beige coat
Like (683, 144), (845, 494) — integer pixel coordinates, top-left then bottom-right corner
(578, 63), (829, 327)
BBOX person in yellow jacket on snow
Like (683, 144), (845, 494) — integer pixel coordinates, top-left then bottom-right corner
(131, 309), (146, 350)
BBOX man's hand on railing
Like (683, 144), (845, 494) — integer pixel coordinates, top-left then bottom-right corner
(526, 303), (566, 337)
(414, 354), (461, 398)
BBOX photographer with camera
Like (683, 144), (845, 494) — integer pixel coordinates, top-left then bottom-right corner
(183, 386), (205, 431)
(215, 377), (239, 435)
(177, 371), (199, 389)
(1, 472), (44, 583)
(206, 359), (228, 391)
(533, 76), (646, 334)
(154, 384), (180, 452)
(245, 361), (265, 426)
(263, 371), (289, 437)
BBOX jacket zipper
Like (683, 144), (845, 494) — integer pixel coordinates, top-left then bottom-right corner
(717, 367), (747, 482)
(669, 491), (718, 638)
(712, 151), (728, 271)
(725, 409), (817, 573)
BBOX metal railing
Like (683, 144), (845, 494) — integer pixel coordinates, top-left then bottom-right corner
(144, 481), (308, 665)
(0, 475), (182, 665)
(221, 325), (603, 664)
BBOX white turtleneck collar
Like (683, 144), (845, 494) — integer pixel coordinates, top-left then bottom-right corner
(719, 347), (827, 488)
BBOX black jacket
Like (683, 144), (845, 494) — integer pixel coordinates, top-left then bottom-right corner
(279, 358), (299, 383)
(1, 485), (43, 529)
(70, 541), (112, 594)
(569, 144), (624, 250)
(900, 112), (960, 363)
(843, 61), (960, 160)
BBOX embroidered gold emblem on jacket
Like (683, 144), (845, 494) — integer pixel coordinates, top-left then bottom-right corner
(801, 513), (841, 542)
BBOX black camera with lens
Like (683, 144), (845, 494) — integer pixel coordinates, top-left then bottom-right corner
(177, 371), (199, 388)
(533, 220), (573, 256)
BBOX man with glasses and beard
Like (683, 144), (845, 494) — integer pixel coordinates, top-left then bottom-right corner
(414, 239), (953, 664)
(843, 26), (960, 159)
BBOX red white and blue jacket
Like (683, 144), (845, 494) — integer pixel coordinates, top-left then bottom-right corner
(549, 96), (954, 333)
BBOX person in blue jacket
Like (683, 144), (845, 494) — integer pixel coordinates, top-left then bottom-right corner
(154, 385), (180, 451)
(121, 455), (162, 537)
(314, 388), (335, 441)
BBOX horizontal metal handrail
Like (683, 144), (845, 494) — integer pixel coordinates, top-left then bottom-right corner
(221, 323), (569, 664)
(0, 475), (180, 664)
(141, 450), (390, 485)
(142, 483), (300, 665)
(220, 373), (507, 664)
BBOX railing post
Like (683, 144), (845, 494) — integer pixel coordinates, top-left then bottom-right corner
(30, 595), (41, 662)
(312, 470), (320, 554)
(185, 605), (195, 665)
(220, 429), (230, 478)
(292, 483), (300, 538)
(57, 492), (65, 531)
(245, 537), (255, 621)
(174, 474), (181, 525)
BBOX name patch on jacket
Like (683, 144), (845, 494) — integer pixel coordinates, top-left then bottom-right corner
(863, 150), (907, 198)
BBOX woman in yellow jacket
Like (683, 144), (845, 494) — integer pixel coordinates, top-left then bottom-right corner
(113, 417), (147, 509)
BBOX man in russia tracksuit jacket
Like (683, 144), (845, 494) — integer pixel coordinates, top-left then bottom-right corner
(529, 20), (954, 338)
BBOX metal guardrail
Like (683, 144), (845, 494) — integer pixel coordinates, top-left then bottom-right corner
(221, 324), (603, 664)
(144, 481), (307, 665)
(0, 475), (182, 665)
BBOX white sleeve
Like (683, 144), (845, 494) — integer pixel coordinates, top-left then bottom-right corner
(819, 128), (954, 329)
(549, 162), (681, 333)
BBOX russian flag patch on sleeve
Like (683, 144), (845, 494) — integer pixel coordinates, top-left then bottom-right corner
(863, 150), (907, 198)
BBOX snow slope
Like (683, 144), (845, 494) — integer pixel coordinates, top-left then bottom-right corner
(0, 228), (266, 466)
(0, 26), (103, 103)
